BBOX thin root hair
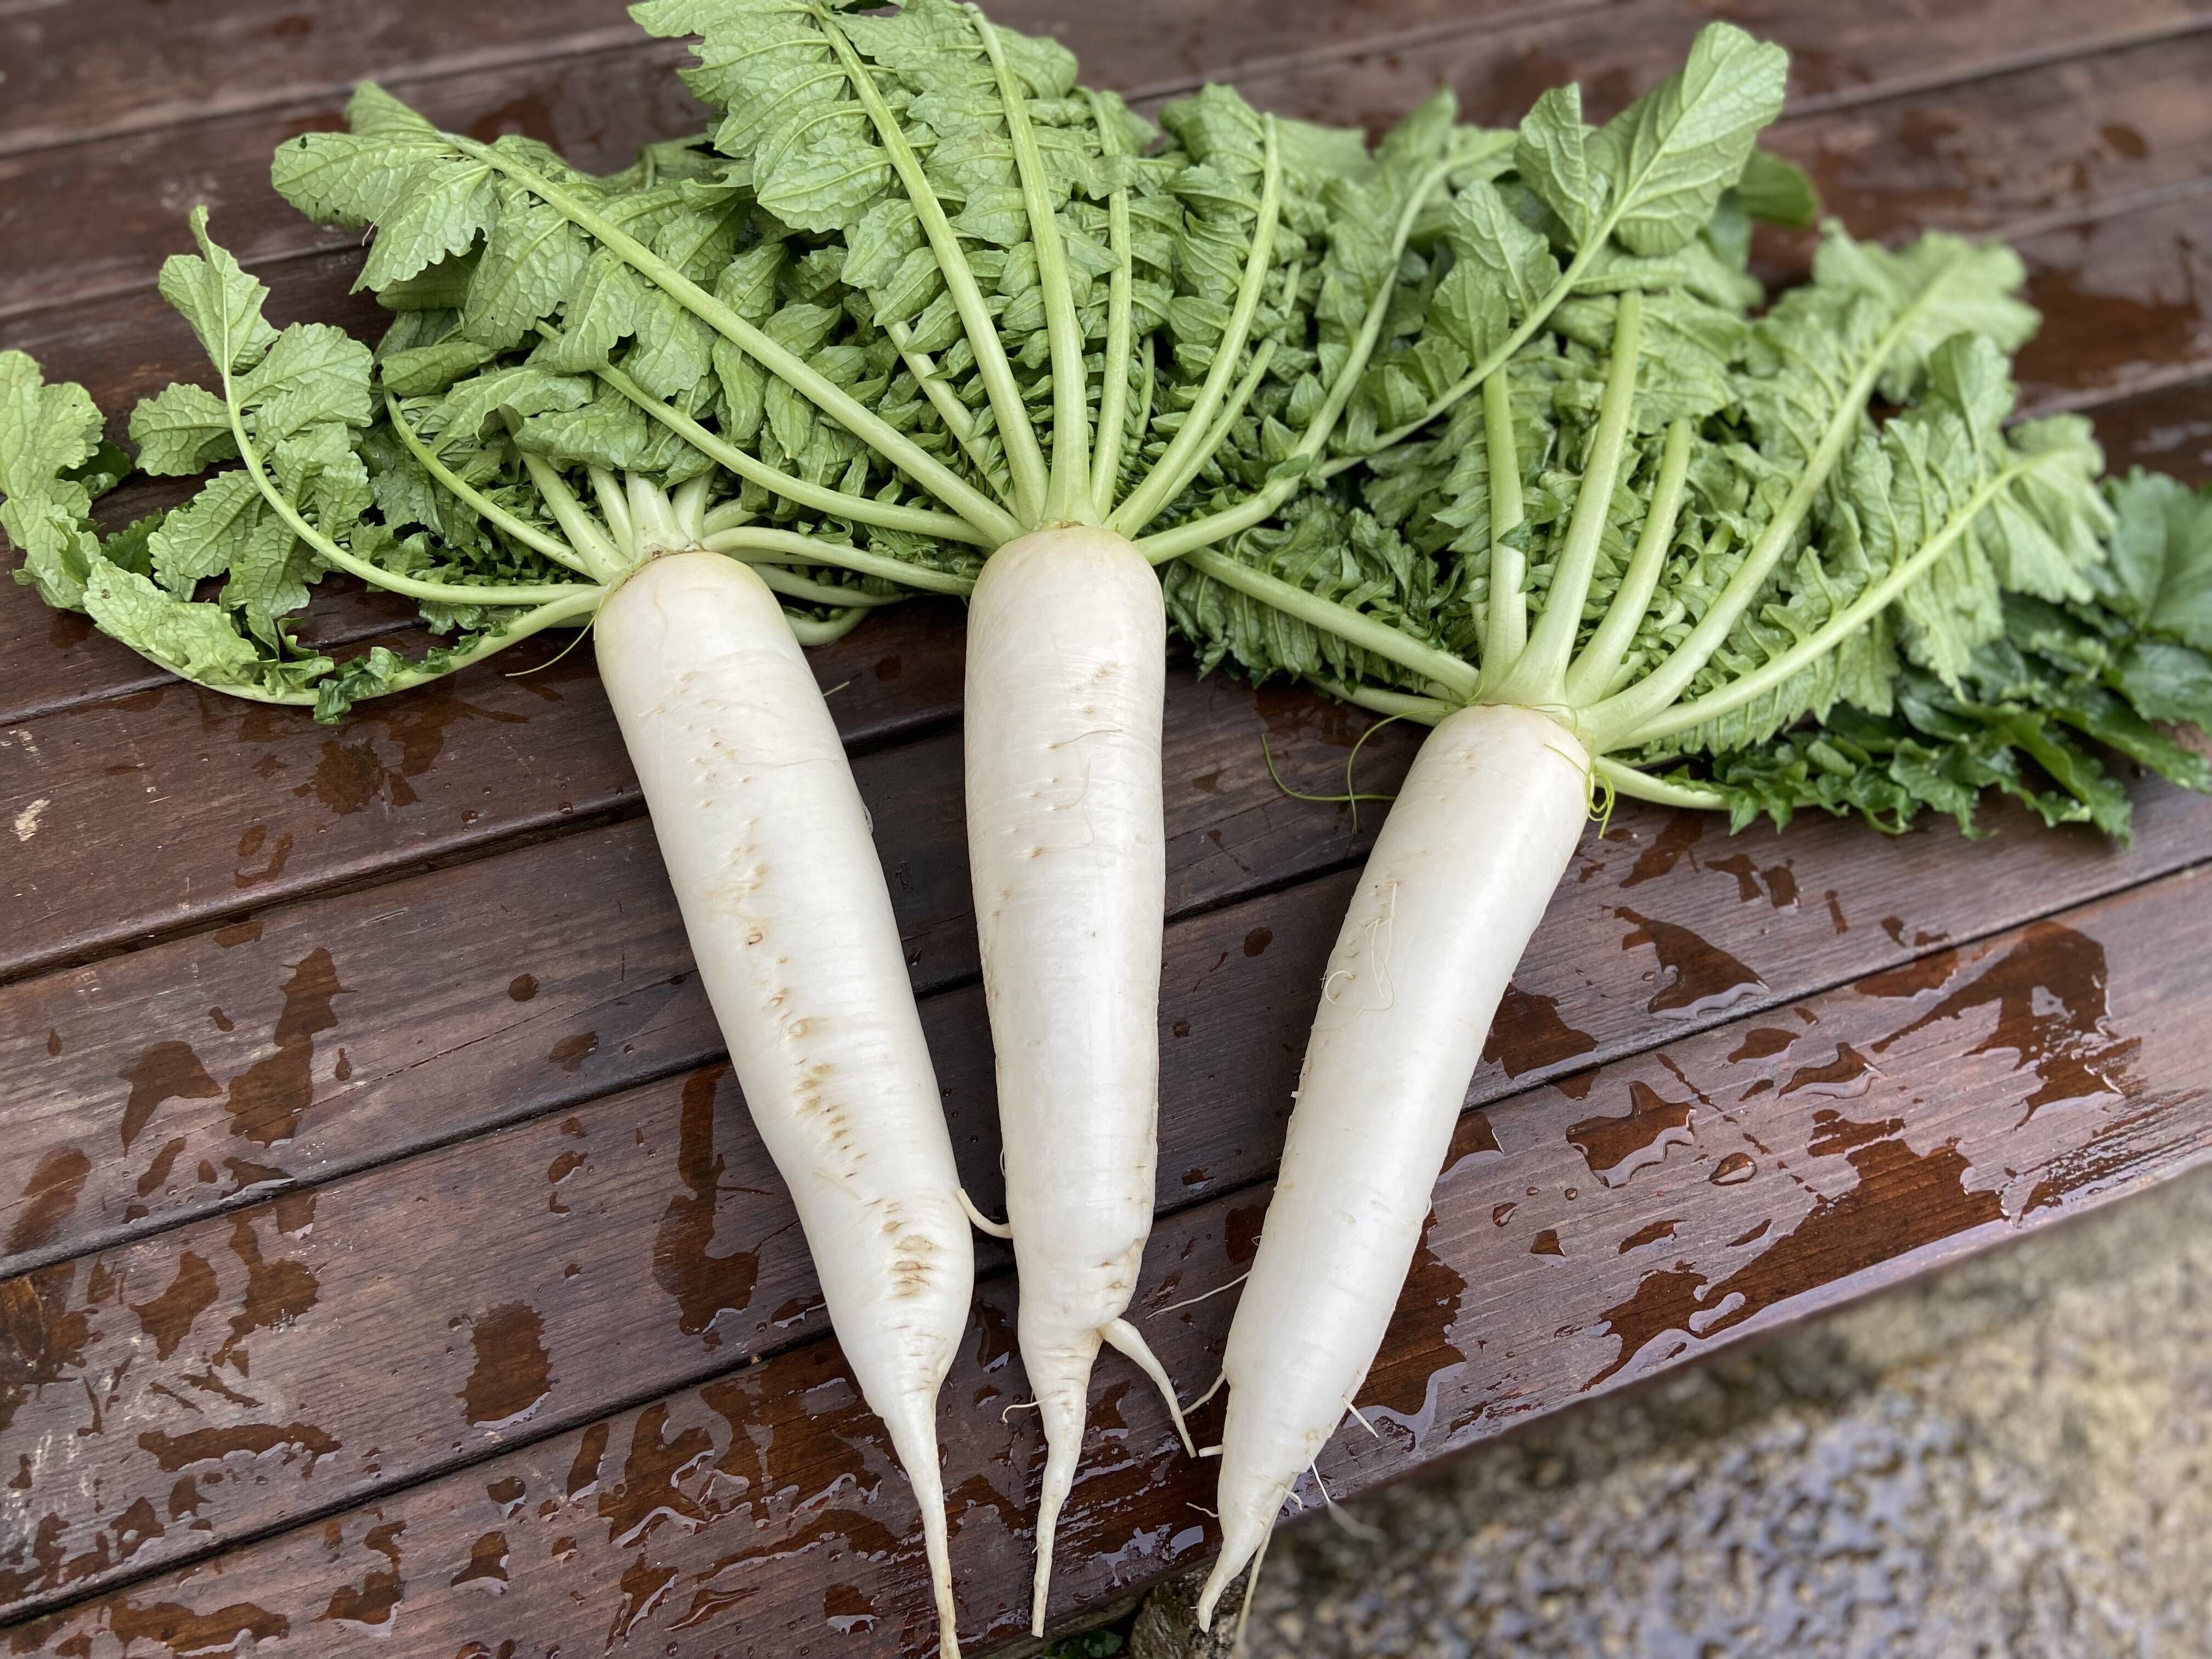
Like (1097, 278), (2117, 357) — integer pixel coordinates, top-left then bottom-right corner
(1232, 1530), (1271, 1657)
(1260, 733), (1396, 831)
(1103, 1318), (1198, 1458)
(503, 614), (596, 677)
(1313, 1464), (1387, 1543)
(1586, 765), (1619, 838)
(957, 1187), (1015, 1239)
(1151, 1273), (1251, 1316)
(1338, 709), (1412, 833)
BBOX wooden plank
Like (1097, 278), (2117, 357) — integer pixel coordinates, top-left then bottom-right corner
(9, 3), (2212, 1645)
(5, 373), (2208, 1262)
(0, 50), (706, 324)
(0, 505), (960, 731)
(0, 669), (1349, 1252)
(0, 0), (1553, 160)
(2015, 193), (2212, 411)
(10, 860), (2209, 1654)
(0, 597), (971, 982)
(10, 733), (2212, 1609)
(1223, 0), (2212, 136)
(0, 2), (642, 156)
(5, 0), (2197, 326)
(0, 0), (1578, 321)
(2072, 370), (2212, 478)
(1769, 27), (2212, 242)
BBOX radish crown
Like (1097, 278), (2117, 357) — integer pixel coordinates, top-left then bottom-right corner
(1164, 32), (2212, 836)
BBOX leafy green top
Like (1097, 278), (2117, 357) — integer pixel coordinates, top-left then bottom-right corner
(1161, 24), (2210, 837)
(3, 0), (1528, 719)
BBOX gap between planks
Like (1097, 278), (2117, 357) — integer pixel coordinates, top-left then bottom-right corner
(0, 25), (667, 160)
(0, 0), (1598, 166)
(0, 691), (967, 997)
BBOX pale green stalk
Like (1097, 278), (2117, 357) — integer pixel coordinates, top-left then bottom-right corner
(1582, 272), (1972, 742)
(1479, 369), (1528, 674)
(886, 320), (979, 441)
(703, 526), (977, 596)
(979, 11), (1094, 523)
(1180, 546), (1481, 699)
(1109, 120), (1284, 535)
(803, 6), (1047, 525)
(586, 356), (993, 545)
(752, 566), (905, 609)
(1605, 456), (2039, 749)
(1182, 340), (1278, 493)
(1133, 159), (1458, 562)
(382, 395), (593, 574)
(454, 133), (1023, 542)
(1590, 756), (1729, 810)
(216, 339), (588, 608)
(1364, 238), (1609, 456)
(517, 452), (626, 582)
(589, 465), (633, 551)
(1564, 416), (1692, 706)
(1327, 682), (1453, 724)
(1490, 291), (1645, 704)
(1088, 89), (1138, 516)
(787, 607), (871, 646)
(625, 471), (684, 552)
(672, 474), (712, 541)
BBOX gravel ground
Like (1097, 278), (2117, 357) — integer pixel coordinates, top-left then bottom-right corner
(1129, 1164), (2212, 1659)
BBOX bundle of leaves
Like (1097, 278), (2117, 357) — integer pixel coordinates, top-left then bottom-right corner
(4, 0), (1533, 722)
(1161, 24), (2212, 836)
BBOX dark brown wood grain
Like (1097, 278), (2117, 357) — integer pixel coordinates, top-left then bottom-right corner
(9, 748), (2212, 1611)
(2015, 195), (2212, 410)
(0, 0), (1559, 161)
(1223, 0), (2212, 136)
(0, 605), (973, 982)
(1766, 29), (2212, 244)
(0, 0), (1582, 322)
(8, 668), (2212, 1276)
(2074, 371), (2212, 479)
(8, 0), (2203, 329)
(9, 862), (2209, 1654)
(0, 1), (644, 156)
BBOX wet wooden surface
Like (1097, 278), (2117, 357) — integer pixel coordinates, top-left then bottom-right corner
(5, 2), (2212, 1655)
